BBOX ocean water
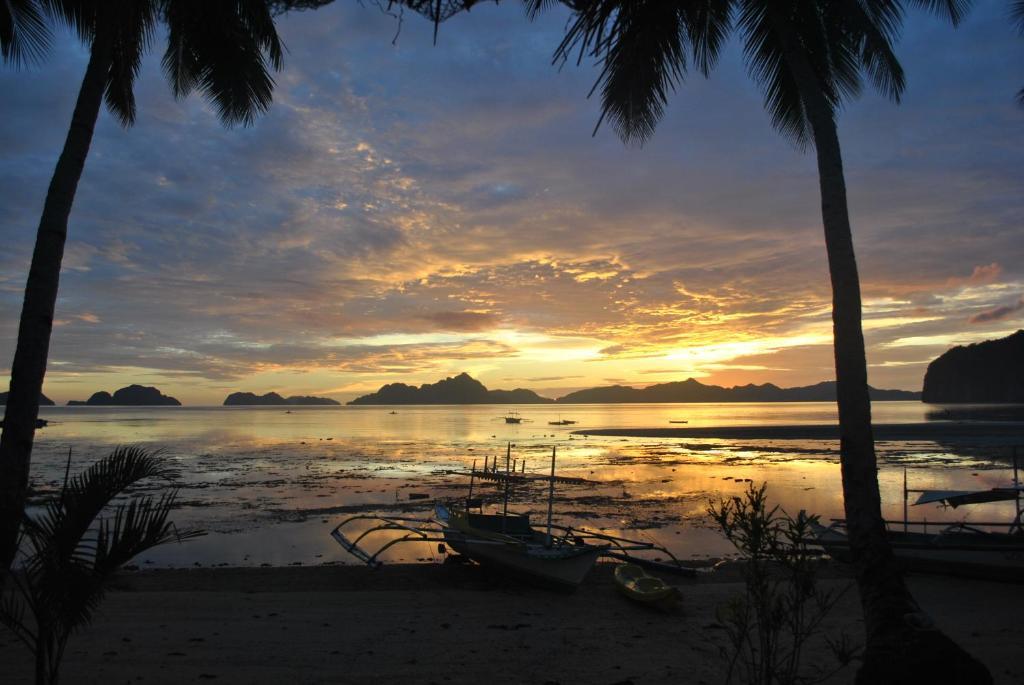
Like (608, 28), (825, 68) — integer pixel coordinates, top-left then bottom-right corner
(24, 402), (1023, 568)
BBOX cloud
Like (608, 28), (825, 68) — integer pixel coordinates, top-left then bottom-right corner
(0, 2), (1021, 402)
(419, 310), (501, 331)
(968, 296), (1024, 324)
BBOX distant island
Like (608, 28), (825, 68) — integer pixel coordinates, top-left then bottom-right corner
(224, 392), (340, 406)
(67, 384), (181, 406)
(922, 330), (1024, 403)
(348, 373), (553, 405)
(348, 372), (919, 405)
(0, 392), (54, 406)
(556, 379), (920, 403)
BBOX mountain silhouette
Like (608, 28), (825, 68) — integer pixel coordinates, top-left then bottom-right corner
(224, 392), (340, 405)
(348, 372), (553, 405)
(348, 373), (918, 405)
(922, 330), (1024, 403)
(67, 385), (180, 406)
(555, 379), (919, 403)
(0, 392), (54, 406)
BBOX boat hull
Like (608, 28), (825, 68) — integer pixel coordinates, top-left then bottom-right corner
(443, 532), (605, 589)
(811, 523), (1024, 582)
(438, 506), (606, 590)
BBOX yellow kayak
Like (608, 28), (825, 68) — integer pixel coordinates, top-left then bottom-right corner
(614, 563), (682, 611)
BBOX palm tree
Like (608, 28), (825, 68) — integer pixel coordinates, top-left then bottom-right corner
(535, 0), (989, 681)
(0, 446), (201, 685)
(0, 0), (283, 578)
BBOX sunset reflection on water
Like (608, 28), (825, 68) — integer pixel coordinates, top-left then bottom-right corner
(26, 403), (1021, 567)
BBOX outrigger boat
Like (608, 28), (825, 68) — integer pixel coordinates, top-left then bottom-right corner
(330, 444), (696, 590)
(811, 452), (1024, 582)
(548, 416), (578, 426)
(498, 411), (528, 424)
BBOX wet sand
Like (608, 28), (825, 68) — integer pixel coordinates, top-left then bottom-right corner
(2, 563), (1021, 684)
(575, 422), (1024, 442)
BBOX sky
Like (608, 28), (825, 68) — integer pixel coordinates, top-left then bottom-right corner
(1, 2), (1022, 405)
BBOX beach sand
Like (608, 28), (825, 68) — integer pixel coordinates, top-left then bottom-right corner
(2, 563), (1022, 684)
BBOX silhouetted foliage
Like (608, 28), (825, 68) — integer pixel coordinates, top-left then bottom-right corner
(708, 483), (857, 684)
(0, 447), (202, 685)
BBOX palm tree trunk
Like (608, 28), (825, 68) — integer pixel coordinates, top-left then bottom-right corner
(0, 28), (113, 578)
(776, 27), (992, 684)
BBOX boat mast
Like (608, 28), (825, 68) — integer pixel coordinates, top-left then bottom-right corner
(1014, 447), (1022, 533)
(502, 442), (511, 532)
(467, 459), (476, 512)
(903, 468), (908, 533)
(546, 445), (556, 546)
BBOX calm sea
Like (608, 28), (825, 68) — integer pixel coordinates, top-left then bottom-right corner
(25, 402), (1022, 567)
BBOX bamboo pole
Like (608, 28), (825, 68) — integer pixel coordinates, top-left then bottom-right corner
(1014, 447), (1021, 532)
(502, 442), (511, 531)
(903, 468), (908, 533)
(546, 445), (556, 546)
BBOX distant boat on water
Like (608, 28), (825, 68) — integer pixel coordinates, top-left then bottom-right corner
(548, 416), (578, 426)
(669, 420), (688, 424)
(500, 411), (527, 424)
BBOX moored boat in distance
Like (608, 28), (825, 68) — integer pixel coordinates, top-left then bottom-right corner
(548, 416), (578, 426)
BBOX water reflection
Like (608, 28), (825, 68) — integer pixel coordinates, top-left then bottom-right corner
(23, 403), (1024, 567)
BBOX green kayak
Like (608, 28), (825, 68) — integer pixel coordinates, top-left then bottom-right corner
(613, 563), (683, 611)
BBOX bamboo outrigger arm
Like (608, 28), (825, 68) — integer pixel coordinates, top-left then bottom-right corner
(330, 514), (441, 567)
(331, 512), (520, 567)
(544, 522), (696, 576)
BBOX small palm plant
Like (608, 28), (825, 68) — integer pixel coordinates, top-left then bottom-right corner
(0, 446), (202, 685)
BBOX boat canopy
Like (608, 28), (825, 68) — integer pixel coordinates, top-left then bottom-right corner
(913, 486), (1024, 508)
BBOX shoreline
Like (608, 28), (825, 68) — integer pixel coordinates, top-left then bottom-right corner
(574, 421), (1024, 442)
(2, 563), (1021, 683)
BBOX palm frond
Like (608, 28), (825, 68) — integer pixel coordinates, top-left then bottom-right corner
(52, 491), (202, 633)
(39, 0), (95, 43)
(46, 446), (168, 564)
(544, 1), (712, 145)
(0, 0), (50, 66)
(906, 0), (974, 26)
(841, 0), (905, 102)
(680, 1), (731, 76)
(0, 572), (36, 649)
(8, 446), (202, 657)
(103, 0), (158, 127)
(161, 0), (284, 127)
(738, 1), (813, 145)
(93, 491), (202, 575)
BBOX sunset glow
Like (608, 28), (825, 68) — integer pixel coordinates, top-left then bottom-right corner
(2, 3), (1021, 405)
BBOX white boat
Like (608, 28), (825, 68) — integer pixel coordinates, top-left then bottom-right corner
(434, 503), (607, 589)
(811, 456), (1024, 582)
(330, 444), (695, 589)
